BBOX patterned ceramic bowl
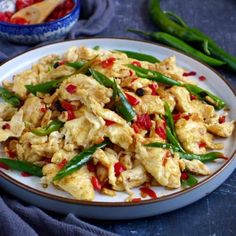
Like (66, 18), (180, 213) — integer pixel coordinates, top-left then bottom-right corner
(0, 0), (80, 45)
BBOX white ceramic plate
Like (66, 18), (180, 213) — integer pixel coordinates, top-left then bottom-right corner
(0, 38), (235, 220)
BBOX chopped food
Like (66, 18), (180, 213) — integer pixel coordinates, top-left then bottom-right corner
(0, 45), (234, 202)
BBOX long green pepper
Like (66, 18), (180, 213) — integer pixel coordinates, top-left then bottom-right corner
(0, 87), (21, 107)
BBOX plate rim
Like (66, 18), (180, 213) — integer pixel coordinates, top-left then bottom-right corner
(0, 37), (235, 207)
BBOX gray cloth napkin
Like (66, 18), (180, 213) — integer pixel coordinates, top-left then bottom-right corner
(0, 0), (117, 235)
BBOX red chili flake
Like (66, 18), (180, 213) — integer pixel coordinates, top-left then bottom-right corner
(190, 94), (196, 100)
(131, 77), (138, 83)
(104, 119), (116, 126)
(135, 114), (152, 130)
(148, 83), (158, 95)
(67, 110), (75, 120)
(91, 176), (102, 191)
(182, 114), (190, 120)
(125, 92), (140, 106)
(140, 187), (157, 199)
(114, 162), (126, 177)
(131, 61), (142, 67)
(129, 70), (134, 76)
(10, 17), (29, 25)
(218, 154), (228, 160)
(132, 198), (141, 202)
(61, 100), (74, 111)
(131, 123), (140, 133)
(173, 113), (181, 123)
(59, 60), (68, 66)
(2, 123), (10, 130)
(183, 71), (196, 77)
(219, 115), (226, 124)
(198, 142), (207, 148)
(155, 126), (166, 140)
(7, 150), (16, 158)
(181, 172), (189, 180)
(40, 106), (47, 113)
(199, 75), (206, 81)
(87, 161), (96, 172)
(66, 84), (77, 94)
(101, 57), (116, 68)
(0, 162), (10, 170)
(21, 171), (32, 177)
(57, 159), (67, 169)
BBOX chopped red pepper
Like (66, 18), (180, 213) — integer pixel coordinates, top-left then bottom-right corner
(140, 187), (157, 199)
(199, 75), (206, 81)
(183, 71), (196, 77)
(66, 84), (77, 94)
(148, 83), (158, 95)
(101, 57), (116, 68)
(129, 70), (134, 76)
(67, 110), (75, 120)
(219, 115), (226, 124)
(91, 176), (102, 191)
(181, 172), (189, 180)
(131, 198), (141, 202)
(218, 154), (228, 160)
(21, 171), (32, 177)
(198, 142), (207, 148)
(16, 0), (34, 11)
(0, 162), (10, 170)
(57, 159), (67, 169)
(104, 119), (116, 126)
(114, 162), (126, 177)
(131, 77), (138, 83)
(173, 113), (181, 123)
(10, 17), (29, 25)
(182, 114), (190, 120)
(60, 100), (74, 111)
(190, 94), (196, 100)
(2, 123), (11, 130)
(131, 123), (140, 133)
(125, 92), (140, 106)
(7, 150), (16, 158)
(40, 105), (47, 113)
(131, 61), (142, 67)
(59, 60), (68, 66)
(135, 114), (152, 130)
(155, 125), (166, 140)
(87, 161), (96, 172)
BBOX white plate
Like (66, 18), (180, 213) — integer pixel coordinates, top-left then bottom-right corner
(0, 38), (235, 219)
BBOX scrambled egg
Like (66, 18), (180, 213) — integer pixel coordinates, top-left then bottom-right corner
(0, 45), (234, 202)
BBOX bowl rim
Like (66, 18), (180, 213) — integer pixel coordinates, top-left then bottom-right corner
(0, 0), (80, 27)
(0, 37), (235, 207)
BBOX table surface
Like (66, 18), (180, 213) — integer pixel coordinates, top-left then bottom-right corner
(89, 0), (236, 235)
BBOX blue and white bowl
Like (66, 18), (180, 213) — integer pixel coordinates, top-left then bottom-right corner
(0, 0), (80, 45)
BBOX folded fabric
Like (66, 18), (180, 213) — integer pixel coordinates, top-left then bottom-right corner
(0, 0), (117, 235)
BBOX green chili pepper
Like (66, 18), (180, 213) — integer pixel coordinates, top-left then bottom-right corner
(183, 84), (225, 110)
(25, 77), (67, 95)
(66, 61), (85, 69)
(93, 45), (100, 50)
(166, 127), (185, 152)
(77, 56), (97, 74)
(0, 87), (21, 107)
(127, 30), (225, 67)
(32, 120), (64, 136)
(0, 158), (42, 177)
(89, 69), (114, 88)
(145, 141), (225, 162)
(113, 79), (136, 122)
(115, 50), (160, 63)
(127, 64), (182, 86)
(181, 172), (198, 187)
(164, 102), (177, 138)
(149, 0), (236, 71)
(163, 11), (188, 28)
(53, 141), (109, 181)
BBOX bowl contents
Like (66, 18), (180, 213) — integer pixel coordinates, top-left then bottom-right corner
(0, 46), (234, 202)
(0, 0), (75, 25)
